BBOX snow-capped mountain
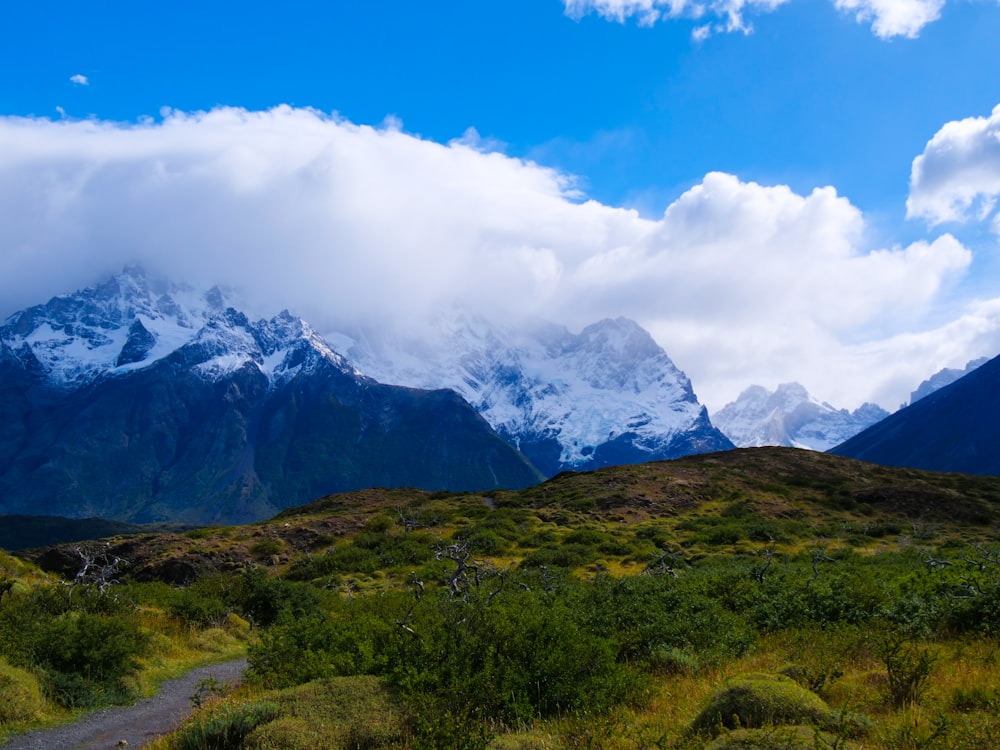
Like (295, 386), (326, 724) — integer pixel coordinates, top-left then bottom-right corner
(333, 311), (734, 476)
(711, 383), (889, 452)
(908, 357), (988, 406)
(0, 266), (362, 388)
(0, 268), (542, 524)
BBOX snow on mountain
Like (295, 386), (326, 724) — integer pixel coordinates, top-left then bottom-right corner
(908, 357), (989, 406)
(0, 266), (358, 387)
(1, 269), (733, 482)
(332, 311), (733, 475)
(0, 269), (543, 523)
(711, 382), (889, 452)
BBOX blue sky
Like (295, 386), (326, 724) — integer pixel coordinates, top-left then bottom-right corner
(1, 0), (1000, 410)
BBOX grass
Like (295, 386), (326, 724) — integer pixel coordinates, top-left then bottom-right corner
(10, 448), (1000, 748)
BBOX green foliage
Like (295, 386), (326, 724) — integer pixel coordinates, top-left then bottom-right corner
(520, 542), (596, 568)
(169, 587), (230, 627)
(690, 674), (836, 736)
(231, 566), (324, 627)
(174, 700), (280, 750)
(0, 657), (45, 725)
(575, 573), (756, 669)
(0, 583), (149, 708)
(873, 630), (937, 708)
(243, 676), (409, 750)
(249, 538), (282, 557)
(250, 575), (643, 726)
(38, 610), (149, 706)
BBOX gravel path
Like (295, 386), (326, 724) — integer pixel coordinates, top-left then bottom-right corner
(1, 658), (247, 750)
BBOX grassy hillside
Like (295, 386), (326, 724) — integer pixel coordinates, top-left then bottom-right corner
(8, 447), (1000, 749)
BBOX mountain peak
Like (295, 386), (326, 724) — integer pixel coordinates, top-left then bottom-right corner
(908, 357), (989, 406)
(340, 312), (730, 475)
(712, 382), (889, 451)
(0, 269), (350, 388)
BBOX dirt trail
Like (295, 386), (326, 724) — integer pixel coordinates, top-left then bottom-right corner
(1, 658), (247, 750)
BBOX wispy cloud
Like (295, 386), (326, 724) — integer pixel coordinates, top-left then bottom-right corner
(69, 74), (89, 86)
(563, 0), (788, 37)
(564, 0), (948, 37)
(0, 106), (987, 410)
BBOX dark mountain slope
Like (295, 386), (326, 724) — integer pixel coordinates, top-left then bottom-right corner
(830, 353), (1000, 476)
(0, 353), (542, 525)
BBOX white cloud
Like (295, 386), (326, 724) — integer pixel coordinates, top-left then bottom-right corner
(69, 74), (89, 86)
(0, 106), (986, 412)
(565, 0), (947, 37)
(908, 103), (1000, 228)
(833, 0), (944, 38)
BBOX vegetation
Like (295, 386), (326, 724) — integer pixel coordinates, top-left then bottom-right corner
(7, 447), (1000, 748)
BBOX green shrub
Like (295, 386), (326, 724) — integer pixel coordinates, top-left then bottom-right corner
(175, 700), (280, 750)
(232, 566), (324, 627)
(169, 588), (229, 627)
(873, 631), (937, 707)
(250, 539), (282, 557)
(451, 527), (511, 555)
(0, 658), (45, 724)
(690, 674), (835, 736)
(520, 543), (596, 569)
(38, 610), (149, 707)
(244, 676), (409, 750)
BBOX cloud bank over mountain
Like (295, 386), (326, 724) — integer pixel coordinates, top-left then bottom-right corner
(0, 104), (996, 411)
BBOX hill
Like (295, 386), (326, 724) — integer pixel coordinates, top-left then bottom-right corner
(10, 447), (1000, 750)
(20, 447), (1000, 583)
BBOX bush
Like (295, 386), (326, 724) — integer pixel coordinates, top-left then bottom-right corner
(38, 610), (149, 707)
(0, 580), (150, 709)
(873, 631), (937, 707)
(690, 674), (835, 736)
(244, 676), (409, 750)
(0, 658), (45, 724)
(169, 588), (229, 627)
(250, 539), (282, 558)
(175, 700), (280, 750)
(520, 543), (596, 569)
(232, 567), (324, 627)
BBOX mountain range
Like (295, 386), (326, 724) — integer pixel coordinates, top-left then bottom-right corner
(4, 267), (996, 528)
(711, 383), (889, 451)
(906, 357), (988, 406)
(335, 312), (734, 476)
(0, 269), (542, 523)
(0, 268), (734, 524)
